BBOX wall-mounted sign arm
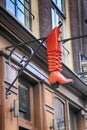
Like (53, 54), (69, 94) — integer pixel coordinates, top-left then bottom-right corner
(5, 37), (46, 65)
(62, 34), (87, 44)
(6, 37), (46, 95)
(5, 37), (46, 50)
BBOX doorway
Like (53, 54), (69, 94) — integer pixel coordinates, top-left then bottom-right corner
(19, 126), (29, 130)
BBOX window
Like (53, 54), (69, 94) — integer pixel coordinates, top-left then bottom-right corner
(18, 77), (31, 121)
(51, 0), (70, 65)
(52, 0), (65, 14)
(51, 0), (65, 28)
(79, 53), (87, 84)
(69, 105), (80, 130)
(6, 0), (32, 30)
(19, 126), (29, 130)
(54, 98), (65, 130)
(51, 7), (62, 28)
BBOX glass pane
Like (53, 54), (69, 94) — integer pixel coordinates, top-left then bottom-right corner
(6, 0), (15, 15)
(54, 98), (65, 130)
(55, 11), (59, 26)
(69, 110), (75, 130)
(57, 0), (62, 11)
(53, 0), (56, 3)
(51, 8), (61, 28)
(17, 9), (24, 24)
(17, 0), (24, 12)
(6, 0), (31, 30)
(53, 0), (64, 13)
(51, 8), (55, 28)
(24, 0), (30, 28)
(16, 0), (30, 28)
(19, 84), (29, 112)
(18, 78), (31, 121)
(69, 106), (79, 130)
(17, 0), (24, 24)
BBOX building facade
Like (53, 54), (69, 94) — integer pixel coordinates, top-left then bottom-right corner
(69, 0), (87, 81)
(0, 0), (87, 130)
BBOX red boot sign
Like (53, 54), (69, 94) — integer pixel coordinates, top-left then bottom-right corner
(46, 27), (73, 87)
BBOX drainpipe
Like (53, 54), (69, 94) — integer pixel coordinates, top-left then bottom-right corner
(78, 0), (83, 52)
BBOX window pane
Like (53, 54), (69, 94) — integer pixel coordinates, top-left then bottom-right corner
(51, 8), (61, 28)
(57, 0), (63, 11)
(16, 0), (24, 24)
(54, 98), (65, 130)
(53, 0), (56, 3)
(6, 0), (31, 30)
(6, 0), (15, 15)
(19, 84), (29, 112)
(51, 8), (55, 28)
(52, 0), (65, 13)
(24, 0), (30, 28)
(17, 9), (24, 24)
(55, 11), (59, 26)
(69, 105), (79, 130)
(18, 78), (31, 121)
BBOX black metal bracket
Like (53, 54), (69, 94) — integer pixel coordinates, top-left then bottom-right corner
(5, 28), (87, 96)
(62, 34), (87, 44)
(5, 37), (46, 96)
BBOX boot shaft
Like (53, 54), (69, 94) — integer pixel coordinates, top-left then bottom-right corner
(46, 27), (62, 72)
(47, 27), (61, 52)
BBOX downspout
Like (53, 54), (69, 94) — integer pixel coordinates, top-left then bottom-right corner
(78, 0), (83, 52)
(78, 0), (83, 74)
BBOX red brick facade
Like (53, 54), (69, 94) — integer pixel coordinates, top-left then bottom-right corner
(69, 0), (87, 73)
(38, 0), (52, 38)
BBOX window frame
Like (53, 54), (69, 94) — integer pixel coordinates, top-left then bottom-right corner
(51, 0), (66, 28)
(51, 0), (70, 65)
(69, 104), (80, 130)
(52, 0), (66, 17)
(54, 95), (66, 130)
(18, 78), (31, 121)
(18, 74), (34, 129)
(6, 0), (32, 30)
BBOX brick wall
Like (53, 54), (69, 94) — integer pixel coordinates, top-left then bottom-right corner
(81, 0), (87, 55)
(38, 0), (52, 38)
(0, 0), (6, 8)
(69, 0), (81, 73)
(69, 0), (87, 73)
